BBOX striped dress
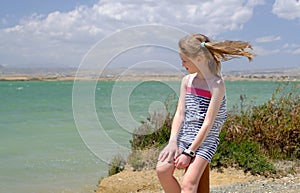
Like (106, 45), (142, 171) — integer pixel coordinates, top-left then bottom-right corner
(177, 76), (227, 162)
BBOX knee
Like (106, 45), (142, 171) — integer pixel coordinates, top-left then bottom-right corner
(156, 164), (172, 178)
(181, 179), (198, 193)
(156, 165), (167, 177)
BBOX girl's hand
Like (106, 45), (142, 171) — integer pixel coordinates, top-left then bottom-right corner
(174, 154), (191, 169)
(158, 141), (180, 163)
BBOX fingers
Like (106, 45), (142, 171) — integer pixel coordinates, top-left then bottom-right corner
(166, 153), (175, 163)
(174, 158), (178, 168)
(158, 151), (163, 161)
(158, 151), (169, 162)
(174, 155), (190, 169)
(158, 145), (180, 162)
(174, 149), (180, 159)
(174, 156), (181, 168)
(175, 162), (189, 169)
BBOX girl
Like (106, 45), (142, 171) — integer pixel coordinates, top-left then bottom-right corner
(156, 34), (254, 193)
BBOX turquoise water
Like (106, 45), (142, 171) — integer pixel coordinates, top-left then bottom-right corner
(0, 81), (104, 193)
(0, 80), (295, 193)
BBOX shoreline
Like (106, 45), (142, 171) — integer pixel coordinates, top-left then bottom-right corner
(1, 67), (299, 82)
(1, 75), (299, 82)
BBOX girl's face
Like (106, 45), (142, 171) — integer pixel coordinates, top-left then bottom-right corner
(179, 53), (199, 74)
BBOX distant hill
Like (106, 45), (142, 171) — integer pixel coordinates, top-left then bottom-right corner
(0, 66), (299, 81)
(223, 68), (300, 80)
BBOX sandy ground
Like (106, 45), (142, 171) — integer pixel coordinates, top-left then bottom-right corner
(97, 167), (267, 193)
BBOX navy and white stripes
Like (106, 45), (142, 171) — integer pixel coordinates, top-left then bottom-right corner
(177, 86), (227, 163)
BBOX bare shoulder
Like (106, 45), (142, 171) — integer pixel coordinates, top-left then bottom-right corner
(182, 74), (189, 82)
(215, 77), (225, 88)
(211, 77), (225, 95)
(181, 74), (189, 88)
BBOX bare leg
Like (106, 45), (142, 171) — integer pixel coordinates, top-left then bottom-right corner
(156, 162), (181, 193)
(197, 163), (210, 193)
(181, 157), (208, 193)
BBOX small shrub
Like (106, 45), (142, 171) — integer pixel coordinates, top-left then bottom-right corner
(127, 148), (161, 171)
(130, 121), (171, 150)
(108, 154), (126, 176)
(130, 96), (174, 150)
(127, 150), (144, 171)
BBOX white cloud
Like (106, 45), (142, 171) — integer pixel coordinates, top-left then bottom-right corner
(0, 0), (264, 67)
(292, 48), (300, 54)
(283, 43), (300, 48)
(272, 0), (300, 20)
(255, 35), (281, 43)
(253, 46), (280, 56)
(280, 43), (300, 54)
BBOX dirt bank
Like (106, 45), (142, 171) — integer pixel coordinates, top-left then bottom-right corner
(97, 167), (268, 193)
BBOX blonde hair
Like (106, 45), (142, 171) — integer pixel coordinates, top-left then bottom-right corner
(178, 34), (254, 77)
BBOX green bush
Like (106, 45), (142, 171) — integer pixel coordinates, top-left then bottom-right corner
(223, 82), (300, 159)
(130, 97), (174, 150)
(130, 119), (171, 150)
(211, 130), (275, 175)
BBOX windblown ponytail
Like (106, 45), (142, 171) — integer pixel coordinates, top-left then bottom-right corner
(179, 34), (255, 77)
(204, 40), (254, 65)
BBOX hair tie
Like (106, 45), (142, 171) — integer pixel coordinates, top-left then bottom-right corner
(201, 42), (206, 48)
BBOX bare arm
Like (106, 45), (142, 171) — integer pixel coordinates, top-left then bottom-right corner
(169, 75), (187, 143)
(158, 75), (187, 162)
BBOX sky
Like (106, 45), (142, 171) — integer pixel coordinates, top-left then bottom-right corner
(0, 0), (300, 71)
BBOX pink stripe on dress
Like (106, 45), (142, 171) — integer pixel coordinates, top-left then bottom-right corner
(186, 87), (211, 98)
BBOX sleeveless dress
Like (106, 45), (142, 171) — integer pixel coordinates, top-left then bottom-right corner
(177, 75), (227, 162)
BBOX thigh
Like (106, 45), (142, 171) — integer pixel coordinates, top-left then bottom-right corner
(197, 163), (210, 193)
(183, 156), (208, 185)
